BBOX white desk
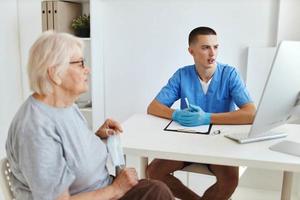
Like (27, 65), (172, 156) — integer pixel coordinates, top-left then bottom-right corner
(121, 114), (300, 200)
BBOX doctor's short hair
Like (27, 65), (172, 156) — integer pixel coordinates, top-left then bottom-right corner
(27, 31), (84, 95)
(188, 26), (217, 46)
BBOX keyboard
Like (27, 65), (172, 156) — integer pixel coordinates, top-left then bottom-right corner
(224, 131), (288, 144)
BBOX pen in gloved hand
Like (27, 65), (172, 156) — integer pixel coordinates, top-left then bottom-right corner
(185, 97), (190, 109)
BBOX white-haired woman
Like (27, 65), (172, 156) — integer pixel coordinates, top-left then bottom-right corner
(6, 31), (174, 200)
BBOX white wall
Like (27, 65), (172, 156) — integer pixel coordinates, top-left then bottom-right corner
(98, 0), (279, 122)
(17, 0), (42, 99)
(246, 47), (276, 105)
(91, 0), (106, 130)
(0, 0), (23, 160)
(0, 0), (44, 157)
(277, 0), (300, 43)
(0, 1), (23, 199)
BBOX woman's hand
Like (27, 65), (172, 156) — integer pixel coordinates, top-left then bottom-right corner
(96, 118), (123, 139)
(111, 168), (139, 198)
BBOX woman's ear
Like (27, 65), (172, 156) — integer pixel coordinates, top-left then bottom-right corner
(47, 67), (62, 85)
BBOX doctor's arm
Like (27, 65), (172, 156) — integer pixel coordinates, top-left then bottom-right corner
(147, 99), (174, 119)
(211, 103), (256, 125)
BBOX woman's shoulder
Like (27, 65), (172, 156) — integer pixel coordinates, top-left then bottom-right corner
(9, 96), (57, 139)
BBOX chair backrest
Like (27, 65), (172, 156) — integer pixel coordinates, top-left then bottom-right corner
(182, 163), (248, 178)
(0, 158), (15, 200)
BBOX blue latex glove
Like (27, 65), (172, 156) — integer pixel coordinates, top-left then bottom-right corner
(172, 109), (193, 125)
(172, 105), (211, 126)
(186, 104), (211, 126)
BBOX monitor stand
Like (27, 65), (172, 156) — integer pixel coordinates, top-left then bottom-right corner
(269, 140), (300, 157)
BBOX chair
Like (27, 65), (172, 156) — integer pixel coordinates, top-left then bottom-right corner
(0, 158), (15, 200)
(180, 163), (247, 199)
(181, 163), (247, 177)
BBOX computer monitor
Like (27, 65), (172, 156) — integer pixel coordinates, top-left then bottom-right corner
(250, 41), (300, 136)
(225, 41), (300, 143)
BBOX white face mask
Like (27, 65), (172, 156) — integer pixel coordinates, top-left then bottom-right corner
(107, 134), (125, 172)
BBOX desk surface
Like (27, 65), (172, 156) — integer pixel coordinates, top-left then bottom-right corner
(121, 114), (300, 172)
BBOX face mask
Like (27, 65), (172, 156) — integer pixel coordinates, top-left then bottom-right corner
(107, 134), (125, 174)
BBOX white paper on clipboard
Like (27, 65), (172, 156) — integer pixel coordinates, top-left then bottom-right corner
(165, 120), (211, 134)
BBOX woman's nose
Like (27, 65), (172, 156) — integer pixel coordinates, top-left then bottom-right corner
(84, 66), (91, 74)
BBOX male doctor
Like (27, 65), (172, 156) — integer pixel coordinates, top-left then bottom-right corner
(146, 27), (256, 200)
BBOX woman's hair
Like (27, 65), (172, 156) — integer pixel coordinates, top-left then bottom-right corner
(27, 31), (84, 95)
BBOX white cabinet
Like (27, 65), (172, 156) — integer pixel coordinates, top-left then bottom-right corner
(77, 37), (93, 129)
(19, 0), (100, 130)
(65, 0), (105, 132)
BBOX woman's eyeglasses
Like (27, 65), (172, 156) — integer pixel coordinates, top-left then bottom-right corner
(69, 59), (85, 68)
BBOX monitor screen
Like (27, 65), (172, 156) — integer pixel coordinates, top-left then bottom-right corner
(249, 41), (300, 138)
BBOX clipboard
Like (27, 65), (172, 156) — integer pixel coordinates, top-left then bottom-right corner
(164, 120), (212, 135)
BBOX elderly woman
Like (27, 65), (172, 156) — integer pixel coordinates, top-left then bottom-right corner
(6, 31), (174, 200)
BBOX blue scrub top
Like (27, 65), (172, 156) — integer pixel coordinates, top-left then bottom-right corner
(156, 62), (252, 113)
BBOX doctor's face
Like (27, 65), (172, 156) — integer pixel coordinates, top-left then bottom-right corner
(188, 35), (219, 70)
